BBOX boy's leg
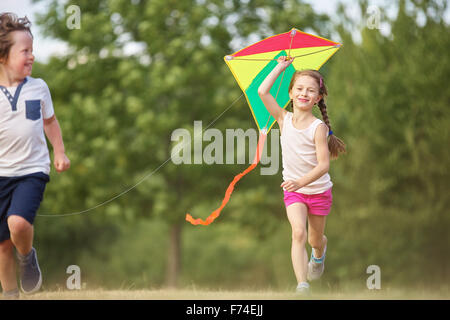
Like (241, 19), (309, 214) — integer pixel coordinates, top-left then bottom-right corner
(0, 178), (19, 295)
(0, 239), (18, 293)
(7, 215), (41, 294)
(7, 215), (33, 256)
(0, 173), (48, 296)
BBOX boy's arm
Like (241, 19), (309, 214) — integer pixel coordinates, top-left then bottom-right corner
(258, 57), (293, 127)
(43, 115), (70, 172)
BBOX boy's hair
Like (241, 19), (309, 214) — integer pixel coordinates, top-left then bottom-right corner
(288, 69), (346, 160)
(0, 12), (33, 62)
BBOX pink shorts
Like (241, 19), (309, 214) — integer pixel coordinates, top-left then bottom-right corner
(283, 188), (332, 216)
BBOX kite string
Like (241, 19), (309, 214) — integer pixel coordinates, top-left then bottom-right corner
(37, 93), (245, 217)
(39, 39), (338, 218)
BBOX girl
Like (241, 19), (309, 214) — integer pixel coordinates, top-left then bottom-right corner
(0, 13), (70, 298)
(258, 56), (345, 295)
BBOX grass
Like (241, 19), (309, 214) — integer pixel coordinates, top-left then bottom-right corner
(15, 287), (449, 300)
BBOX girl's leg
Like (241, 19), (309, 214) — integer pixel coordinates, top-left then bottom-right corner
(307, 214), (327, 259)
(286, 202), (309, 284)
(0, 239), (18, 292)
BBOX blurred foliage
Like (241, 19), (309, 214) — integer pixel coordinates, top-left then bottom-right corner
(26, 0), (450, 291)
(325, 0), (450, 288)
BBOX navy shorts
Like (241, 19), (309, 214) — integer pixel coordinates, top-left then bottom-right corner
(0, 172), (49, 242)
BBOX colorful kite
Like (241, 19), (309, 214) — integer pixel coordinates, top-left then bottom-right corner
(186, 28), (341, 226)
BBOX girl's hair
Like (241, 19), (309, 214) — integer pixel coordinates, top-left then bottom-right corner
(288, 69), (346, 160)
(0, 13), (33, 62)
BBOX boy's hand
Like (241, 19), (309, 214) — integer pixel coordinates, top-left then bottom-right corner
(54, 152), (70, 172)
(277, 56), (294, 70)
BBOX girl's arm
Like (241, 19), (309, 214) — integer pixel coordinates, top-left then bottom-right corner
(43, 115), (70, 172)
(281, 124), (330, 191)
(258, 57), (293, 129)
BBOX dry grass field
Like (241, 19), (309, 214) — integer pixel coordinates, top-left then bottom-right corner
(14, 287), (449, 300)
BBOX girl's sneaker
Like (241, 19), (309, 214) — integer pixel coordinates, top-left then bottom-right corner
(307, 245), (326, 281)
(296, 282), (311, 296)
(2, 288), (20, 299)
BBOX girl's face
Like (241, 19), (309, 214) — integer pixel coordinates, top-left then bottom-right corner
(2, 31), (34, 82)
(289, 75), (322, 111)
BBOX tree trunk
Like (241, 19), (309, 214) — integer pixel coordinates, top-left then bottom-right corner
(166, 223), (182, 288)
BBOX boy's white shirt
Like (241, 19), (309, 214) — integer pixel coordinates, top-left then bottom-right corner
(0, 76), (54, 176)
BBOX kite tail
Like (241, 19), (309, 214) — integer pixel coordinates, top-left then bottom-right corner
(186, 129), (268, 226)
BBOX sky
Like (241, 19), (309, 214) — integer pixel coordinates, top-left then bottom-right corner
(0, 0), (448, 63)
(0, 0), (69, 62)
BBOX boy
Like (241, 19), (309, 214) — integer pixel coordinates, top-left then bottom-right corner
(0, 13), (70, 299)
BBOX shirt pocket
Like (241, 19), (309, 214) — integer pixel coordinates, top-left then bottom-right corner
(25, 100), (42, 121)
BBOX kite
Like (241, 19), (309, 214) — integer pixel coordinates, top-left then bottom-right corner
(186, 28), (341, 226)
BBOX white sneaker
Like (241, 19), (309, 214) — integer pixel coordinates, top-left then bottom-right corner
(2, 288), (20, 299)
(307, 245), (326, 281)
(296, 282), (310, 296)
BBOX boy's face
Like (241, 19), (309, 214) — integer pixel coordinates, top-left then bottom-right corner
(289, 75), (322, 111)
(3, 30), (34, 81)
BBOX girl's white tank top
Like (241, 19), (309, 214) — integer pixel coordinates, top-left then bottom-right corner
(280, 111), (333, 194)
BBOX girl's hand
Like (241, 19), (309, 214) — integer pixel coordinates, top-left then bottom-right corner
(280, 179), (302, 192)
(54, 152), (71, 173)
(277, 56), (294, 70)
